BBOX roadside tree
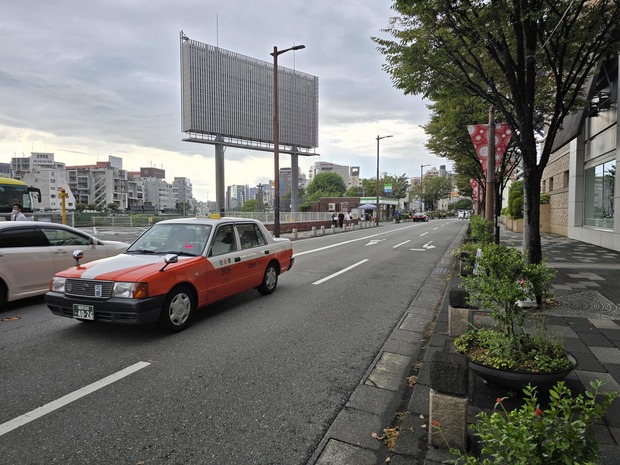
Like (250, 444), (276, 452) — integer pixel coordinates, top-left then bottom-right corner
(373, 0), (620, 264)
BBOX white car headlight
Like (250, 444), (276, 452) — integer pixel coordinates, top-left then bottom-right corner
(51, 277), (66, 293)
(112, 282), (149, 299)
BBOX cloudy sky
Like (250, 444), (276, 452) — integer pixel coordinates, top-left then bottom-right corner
(0, 0), (449, 202)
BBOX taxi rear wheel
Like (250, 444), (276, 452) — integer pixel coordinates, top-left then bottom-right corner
(257, 262), (278, 295)
(158, 285), (195, 333)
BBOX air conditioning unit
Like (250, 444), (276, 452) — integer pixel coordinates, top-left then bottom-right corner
(328, 203), (336, 211)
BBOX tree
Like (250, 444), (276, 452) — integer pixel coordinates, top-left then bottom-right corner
(345, 186), (365, 197)
(106, 203), (119, 212)
(422, 176), (453, 211)
(374, 0), (620, 264)
(241, 199), (258, 212)
(306, 172), (346, 201)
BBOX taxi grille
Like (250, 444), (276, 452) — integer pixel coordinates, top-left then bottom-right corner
(65, 279), (114, 299)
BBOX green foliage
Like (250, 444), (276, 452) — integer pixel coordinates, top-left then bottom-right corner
(306, 172), (347, 198)
(241, 199), (258, 212)
(345, 186), (364, 197)
(463, 243), (555, 339)
(540, 193), (550, 204)
(468, 215), (493, 245)
(449, 198), (473, 211)
(444, 380), (618, 464)
(508, 180), (524, 219)
(421, 175), (453, 210)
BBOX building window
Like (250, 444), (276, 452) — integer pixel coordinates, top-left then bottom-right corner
(584, 159), (615, 229)
(548, 177), (554, 192)
(563, 171), (569, 189)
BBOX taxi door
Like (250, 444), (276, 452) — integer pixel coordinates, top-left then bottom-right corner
(234, 222), (270, 288)
(206, 224), (243, 303)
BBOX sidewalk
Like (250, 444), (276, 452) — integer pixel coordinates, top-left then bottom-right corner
(414, 226), (620, 465)
(283, 222), (620, 464)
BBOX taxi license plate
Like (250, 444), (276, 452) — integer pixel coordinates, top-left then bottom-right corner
(73, 304), (94, 320)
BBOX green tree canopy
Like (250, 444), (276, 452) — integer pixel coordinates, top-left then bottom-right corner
(241, 199), (258, 212)
(422, 176), (453, 211)
(306, 172), (347, 201)
(374, 0), (620, 264)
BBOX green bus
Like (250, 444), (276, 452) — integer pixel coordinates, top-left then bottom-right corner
(0, 177), (42, 220)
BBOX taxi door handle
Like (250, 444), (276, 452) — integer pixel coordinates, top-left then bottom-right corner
(264, 250), (269, 255)
(235, 257), (241, 262)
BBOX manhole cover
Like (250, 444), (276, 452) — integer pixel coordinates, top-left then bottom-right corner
(547, 289), (620, 320)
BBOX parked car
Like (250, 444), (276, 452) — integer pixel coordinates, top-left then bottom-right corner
(0, 221), (128, 306)
(412, 212), (429, 222)
(45, 217), (294, 333)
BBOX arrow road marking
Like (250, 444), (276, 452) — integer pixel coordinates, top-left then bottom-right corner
(423, 241), (436, 249)
(365, 239), (384, 247)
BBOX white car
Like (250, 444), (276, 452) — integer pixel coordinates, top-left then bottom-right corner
(0, 221), (128, 305)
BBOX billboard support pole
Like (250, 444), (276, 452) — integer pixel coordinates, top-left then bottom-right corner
(291, 149), (299, 213)
(215, 135), (225, 214)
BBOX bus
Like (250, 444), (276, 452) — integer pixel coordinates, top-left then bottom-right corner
(0, 177), (42, 220)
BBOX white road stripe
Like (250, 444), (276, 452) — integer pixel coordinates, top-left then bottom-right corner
(393, 240), (411, 248)
(312, 259), (369, 285)
(0, 361), (151, 437)
(420, 232), (429, 236)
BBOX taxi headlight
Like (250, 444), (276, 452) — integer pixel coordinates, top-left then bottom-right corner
(50, 277), (66, 293)
(112, 282), (149, 299)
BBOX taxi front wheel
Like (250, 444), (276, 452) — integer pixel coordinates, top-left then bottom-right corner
(158, 285), (195, 333)
(257, 262), (278, 295)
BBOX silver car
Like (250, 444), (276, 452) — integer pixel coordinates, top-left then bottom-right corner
(0, 221), (128, 306)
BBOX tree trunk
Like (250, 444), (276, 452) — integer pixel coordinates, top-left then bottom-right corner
(522, 163), (543, 265)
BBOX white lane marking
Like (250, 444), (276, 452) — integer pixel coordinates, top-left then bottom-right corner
(294, 225), (416, 257)
(410, 248), (426, 251)
(423, 241), (436, 249)
(433, 227), (439, 231)
(312, 259), (369, 285)
(420, 232), (429, 236)
(393, 240), (411, 249)
(0, 361), (151, 437)
(365, 239), (384, 247)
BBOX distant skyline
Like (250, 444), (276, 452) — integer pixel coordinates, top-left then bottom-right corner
(0, 1), (455, 202)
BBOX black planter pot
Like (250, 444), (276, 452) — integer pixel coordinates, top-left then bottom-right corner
(468, 353), (578, 391)
(449, 288), (469, 308)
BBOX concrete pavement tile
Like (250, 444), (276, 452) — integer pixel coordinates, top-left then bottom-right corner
(314, 438), (378, 465)
(567, 318), (601, 332)
(563, 338), (589, 353)
(346, 384), (398, 416)
(579, 333), (616, 347)
(573, 353), (606, 372)
(599, 444), (620, 465)
(400, 313), (431, 333)
(545, 324), (579, 339)
(408, 383), (430, 415)
(590, 347), (620, 364)
(383, 339), (424, 358)
(323, 408), (386, 452)
(574, 371), (620, 393)
(601, 329), (620, 343)
(610, 427), (620, 445)
(365, 352), (412, 392)
(603, 364), (620, 384)
(594, 423), (616, 445)
(591, 319), (620, 330)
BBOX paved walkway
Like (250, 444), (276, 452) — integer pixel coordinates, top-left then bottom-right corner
(282, 222), (620, 464)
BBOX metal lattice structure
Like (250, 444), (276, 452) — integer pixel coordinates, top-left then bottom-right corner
(180, 31), (319, 154)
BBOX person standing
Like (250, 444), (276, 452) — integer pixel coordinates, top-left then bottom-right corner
(338, 211), (345, 228)
(331, 212), (337, 227)
(11, 204), (27, 221)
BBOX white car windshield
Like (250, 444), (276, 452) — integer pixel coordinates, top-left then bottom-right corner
(126, 224), (212, 257)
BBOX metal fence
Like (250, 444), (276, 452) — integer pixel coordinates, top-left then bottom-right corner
(30, 211), (334, 228)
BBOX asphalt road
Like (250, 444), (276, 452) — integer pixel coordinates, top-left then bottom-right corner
(0, 220), (464, 465)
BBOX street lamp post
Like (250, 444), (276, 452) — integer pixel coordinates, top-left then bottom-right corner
(376, 134), (393, 226)
(420, 164), (430, 211)
(271, 44), (305, 237)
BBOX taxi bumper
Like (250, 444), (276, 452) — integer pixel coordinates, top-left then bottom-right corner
(45, 291), (166, 325)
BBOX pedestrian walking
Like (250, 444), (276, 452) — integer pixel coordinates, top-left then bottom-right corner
(11, 203), (27, 221)
(338, 212), (345, 228)
(331, 213), (337, 227)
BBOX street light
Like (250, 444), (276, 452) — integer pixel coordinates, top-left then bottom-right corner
(420, 164), (430, 211)
(271, 44), (305, 237)
(376, 134), (393, 226)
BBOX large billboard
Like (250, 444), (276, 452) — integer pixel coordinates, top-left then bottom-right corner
(180, 31), (319, 152)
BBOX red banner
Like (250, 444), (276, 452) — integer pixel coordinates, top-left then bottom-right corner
(470, 179), (479, 202)
(467, 123), (512, 174)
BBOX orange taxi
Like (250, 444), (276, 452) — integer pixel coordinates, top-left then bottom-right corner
(45, 217), (294, 332)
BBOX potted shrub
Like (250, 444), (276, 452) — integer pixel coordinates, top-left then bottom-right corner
(453, 243), (575, 389)
(435, 380), (618, 464)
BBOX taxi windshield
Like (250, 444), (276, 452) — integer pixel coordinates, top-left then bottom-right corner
(127, 224), (212, 257)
